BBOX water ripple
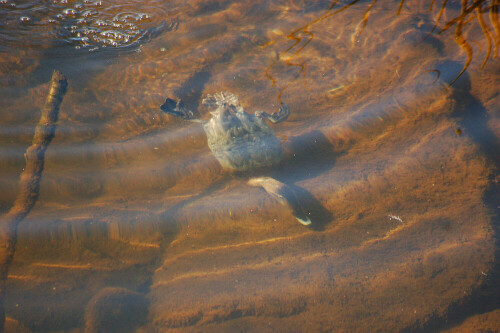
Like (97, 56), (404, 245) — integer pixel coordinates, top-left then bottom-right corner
(0, 0), (180, 51)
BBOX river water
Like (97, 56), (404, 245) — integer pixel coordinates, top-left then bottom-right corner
(0, 0), (499, 332)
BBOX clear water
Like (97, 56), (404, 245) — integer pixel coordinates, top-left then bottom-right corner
(0, 0), (499, 332)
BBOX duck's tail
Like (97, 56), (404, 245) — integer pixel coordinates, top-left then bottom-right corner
(248, 177), (312, 226)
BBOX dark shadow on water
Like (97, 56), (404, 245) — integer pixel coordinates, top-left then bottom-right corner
(273, 130), (341, 230)
(173, 70), (212, 118)
(444, 64), (500, 331)
(404, 180), (500, 333)
(280, 129), (341, 183)
(437, 60), (500, 168)
(286, 183), (333, 231)
(402, 61), (500, 332)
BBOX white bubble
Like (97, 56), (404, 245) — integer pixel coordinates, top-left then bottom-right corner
(63, 8), (77, 16)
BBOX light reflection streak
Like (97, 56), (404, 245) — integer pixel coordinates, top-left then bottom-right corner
(0, 122), (206, 160)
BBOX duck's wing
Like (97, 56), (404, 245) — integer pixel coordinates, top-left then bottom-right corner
(255, 102), (289, 124)
(248, 177), (312, 226)
(160, 97), (201, 122)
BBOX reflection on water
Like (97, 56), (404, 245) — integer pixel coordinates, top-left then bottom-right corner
(0, 0), (499, 332)
(0, 0), (179, 50)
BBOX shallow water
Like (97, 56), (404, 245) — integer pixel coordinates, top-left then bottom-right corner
(0, 0), (499, 332)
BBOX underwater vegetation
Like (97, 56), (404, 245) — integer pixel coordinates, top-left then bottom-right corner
(266, 0), (499, 96)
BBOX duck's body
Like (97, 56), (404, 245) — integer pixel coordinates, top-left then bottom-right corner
(160, 92), (311, 225)
(201, 92), (283, 172)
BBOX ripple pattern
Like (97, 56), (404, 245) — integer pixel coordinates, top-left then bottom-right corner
(0, 0), (180, 50)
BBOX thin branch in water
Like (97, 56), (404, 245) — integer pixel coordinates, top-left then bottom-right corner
(475, 6), (493, 67)
(329, 0), (340, 11)
(424, 0), (448, 40)
(397, 0), (405, 15)
(265, 0), (361, 98)
(449, 0), (474, 86)
(429, 0), (437, 11)
(352, 0), (378, 42)
(489, 0), (499, 57)
(0, 70), (67, 332)
(438, 0), (485, 33)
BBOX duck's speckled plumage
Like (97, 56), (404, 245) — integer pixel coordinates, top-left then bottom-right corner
(160, 91), (311, 225)
(201, 92), (283, 172)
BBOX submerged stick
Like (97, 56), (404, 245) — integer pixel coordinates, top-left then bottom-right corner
(0, 70), (67, 332)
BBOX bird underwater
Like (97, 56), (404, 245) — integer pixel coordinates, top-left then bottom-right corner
(160, 92), (312, 226)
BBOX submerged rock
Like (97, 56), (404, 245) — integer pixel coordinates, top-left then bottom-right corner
(84, 287), (149, 333)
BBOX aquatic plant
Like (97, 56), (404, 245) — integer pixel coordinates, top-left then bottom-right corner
(266, 0), (498, 96)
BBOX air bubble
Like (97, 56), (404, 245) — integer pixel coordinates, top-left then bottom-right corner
(82, 10), (95, 18)
(3, 0), (166, 51)
(63, 8), (77, 16)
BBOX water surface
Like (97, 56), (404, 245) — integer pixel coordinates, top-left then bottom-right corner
(1, 0), (499, 332)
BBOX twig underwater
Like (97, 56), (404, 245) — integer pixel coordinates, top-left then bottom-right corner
(265, 0), (498, 97)
(0, 70), (67, 332)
